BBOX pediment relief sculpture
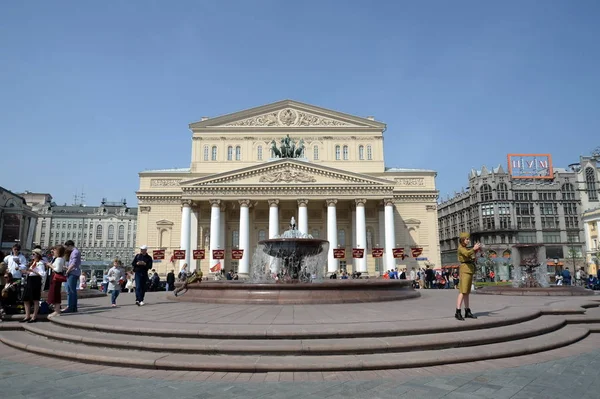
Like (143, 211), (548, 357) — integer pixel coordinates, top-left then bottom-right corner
(259, 169), (317, 183)
(156, 219), (174, 226)
(225, 108), (352, 127)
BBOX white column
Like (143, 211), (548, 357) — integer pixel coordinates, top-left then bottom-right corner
(298, 199), (309, 234)
(220, 205), (226, 271)
(596, 221), (600, 251)
(326, 199), (338, 274)
(378, 206), (386, 276)
(351, 209), (357, 249)
(384, 198), (396, 271)
(585, 221), (592, 253)
(209, 199), (221, 270)
(268, 199), (280, 274)
(355, 199), (367, 273)
(190, 206), (199, 271)
(238, 199), (251, 276)
(180, 200), (192, 269)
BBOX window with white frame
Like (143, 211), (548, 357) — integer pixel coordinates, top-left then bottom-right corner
(335, 145), (341, 160)
(343, 145), (348, 160)
(211, 146), (217, 161)
(96, 225), (103, 240)
(227, 146), (233, 161)
(235, 146), (241, 161)
(203, 145), (209, 161)
(367, 145), (372, 160)
(118, 225), (125, 240)
(313, 145), (319, 160)
(257, 145), (263, 160)
(359, 145), (364, 160)
(108, 225), (114, 240)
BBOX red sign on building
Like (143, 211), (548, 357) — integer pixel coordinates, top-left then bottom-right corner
(152, 250), (165, 260)
(193, 249), (205, 260)
(352, 248), (365, 258)
(333, 248), (345, 259)
(371, 248), (384, 258)
(392, 248), (405, 259)
(212, 249), (225, 260)
(173, 250), (186, 260)
(231, 249), (244, 260)
(410, 247), (424, 258)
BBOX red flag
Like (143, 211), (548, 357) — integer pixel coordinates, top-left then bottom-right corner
(210, 261), (222, 273)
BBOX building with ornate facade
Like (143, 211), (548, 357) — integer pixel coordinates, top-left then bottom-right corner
(20, 193), (138, 266)
(438, 163), (586, 276)
(0, 187), (38, 254)
(136, 100), (440, 277)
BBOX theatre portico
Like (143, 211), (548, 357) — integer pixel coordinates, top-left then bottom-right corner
(135, 100), (440, 277)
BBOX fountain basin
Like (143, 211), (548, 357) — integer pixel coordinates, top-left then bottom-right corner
(170, 279), (420, 304)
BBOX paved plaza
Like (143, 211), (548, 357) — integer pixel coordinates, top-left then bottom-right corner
(1, 290), (599, 398)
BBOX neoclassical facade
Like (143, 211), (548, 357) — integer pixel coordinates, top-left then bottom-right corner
(136, 100), (440, 276)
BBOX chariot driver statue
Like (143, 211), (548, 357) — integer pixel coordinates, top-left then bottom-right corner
(270, 135), (305, 158)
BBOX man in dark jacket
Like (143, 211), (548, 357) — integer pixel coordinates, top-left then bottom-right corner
(166, 270), (175, 291)
(131, 245), (153, 306)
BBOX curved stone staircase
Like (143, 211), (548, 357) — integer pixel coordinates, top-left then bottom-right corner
(1, 300), (599, 372)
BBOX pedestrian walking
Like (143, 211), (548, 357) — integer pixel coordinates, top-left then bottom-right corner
(131, 245), (152, 306)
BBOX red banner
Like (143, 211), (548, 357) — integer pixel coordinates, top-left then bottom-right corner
(392, 248), (405, 259)
(352, 248), (365, 258)
(231, 249), (244, 260)
(152, 250), (165, 260)
(210, 261), (222, 273)
(212, 249), (225, 260)
(371, 248), (384, 258)
(193, 249), (205, 260)
(410, 247), (424, 258)
(173, 250), (186, 260)
(333, 249), (345, 259)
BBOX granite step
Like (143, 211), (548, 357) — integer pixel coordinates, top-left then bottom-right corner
(22, 315), (567, 356)
(0, 325), (592, 371)
(47, 309), (543, 339)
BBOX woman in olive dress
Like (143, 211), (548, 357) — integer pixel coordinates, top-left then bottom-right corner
(455, 232), (481, 321)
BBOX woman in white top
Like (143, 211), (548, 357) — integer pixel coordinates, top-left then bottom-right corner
(107, 259), (124, 307)
(21, 248), (47, 323)
(47, 245), (66, 317)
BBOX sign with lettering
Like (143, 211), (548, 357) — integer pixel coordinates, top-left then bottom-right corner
(173, 250), (186, 260)
(212, 249), (225, 260)
(392, 248), (405, 259)
(411, 247), (424, 258)
(371, 248), (384, 258)
(152, 250), (165, 260)
(333, 249), (345, 259)
(193, 249), (205, 260)
(231, 249), (244, 260)
(352, 248), (365, 258)
(507, 154), (553, 179)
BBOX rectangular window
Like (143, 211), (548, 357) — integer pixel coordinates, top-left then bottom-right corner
(313, 145), (319, 160)
(543, 233), (561, 243)
(498, 204), (510, 215)
(516, 203), (534, 215)
(483, 217), (495, 230)
(499, 217), (511, 229)
(565, 216), (579, 229)
(481, 204), (494, 216)
(541, 216), (559, 229)
(567, 233), (580, 243)
(517, 216), (535, 229)
(540, 203), (558, 215)
(563, 203), (577, 215)
(517, 233), (537, 244)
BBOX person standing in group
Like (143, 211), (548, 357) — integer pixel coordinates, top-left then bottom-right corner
(131, 245), (152, 306)
(3, 244), (27, 279)
(107, 259), (124, 307)
(21, 248), (46, 323)
(455, 232), (481, 321)
(63, 240), (81, 313)
(166, 269), (175, 291)
(47, 245), (66, 317)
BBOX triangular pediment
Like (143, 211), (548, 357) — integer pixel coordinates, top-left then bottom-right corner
(180, 159), (393, 187)
(189, 100), (385, 129)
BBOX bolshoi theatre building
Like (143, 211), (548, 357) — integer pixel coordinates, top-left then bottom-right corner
(136, 100), (441, 277)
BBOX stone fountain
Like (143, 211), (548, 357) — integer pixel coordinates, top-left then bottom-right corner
(171, 218), (419, 304)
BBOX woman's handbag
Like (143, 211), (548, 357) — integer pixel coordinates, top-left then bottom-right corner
(53, 273), (67, 283)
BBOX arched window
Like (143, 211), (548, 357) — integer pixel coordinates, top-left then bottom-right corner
(235, 146), (241, 161)
(338, 229), (346, 246)
(359, 145), (364, 160)
(367, 145), (372, 160)
(343, 145), (349, 160)
(95, 225), (103, 240)
(562, 183), (575, 200)
(480, 184), (492, 202)
(227, 146), (233, 161)
(586, 167), (597, 201)
(211, 146), (217, 161)
(258, 230), (266, 242)
(108, 225), (115, 240)
(313, 145), (319, 160)
(118, 225), (125, 240)
(257, 145), (263, 160)
(497, 183), (508, 200)
(335, 145), (341, 160)
(203, 145), (209, 161)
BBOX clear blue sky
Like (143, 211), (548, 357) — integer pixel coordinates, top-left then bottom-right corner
(1, 0), (599, 206)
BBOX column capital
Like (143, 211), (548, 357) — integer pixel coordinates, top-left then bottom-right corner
(239, 199), (251, 207)
(139, 206), (151, 213)
(209, 199), (221, 207)
(297, 199), (309, 207)
(325, 199), (338, 206)
(383, 198), (394, 207)
(355, 198), (367, 206)
(268, 199), (280, 207)
(181, 199), (193, 207)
